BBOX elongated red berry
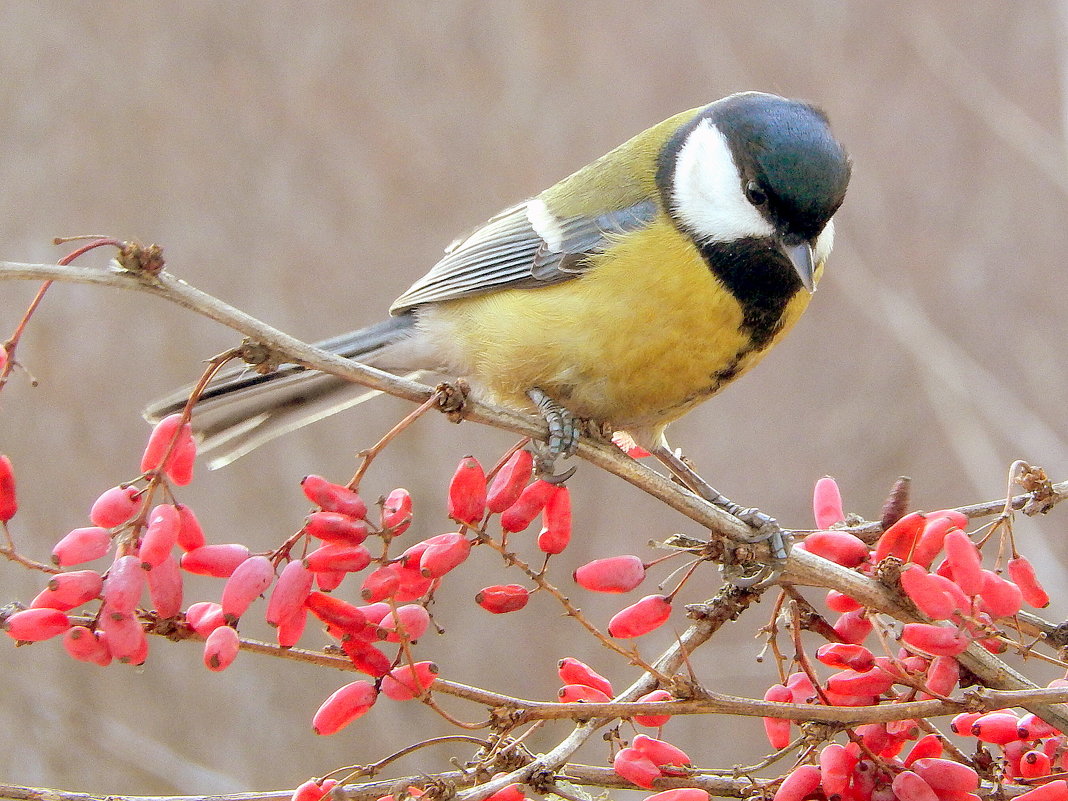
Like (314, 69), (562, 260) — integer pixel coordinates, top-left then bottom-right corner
(484, 784), (525, 801)
(315, 569), (345, 592)
(304, 511), (368, 545)
(146, 554), (184, 618)
(63, 625), (112, 666)
(266, 560), (315, 626)
(826, 666), (895, 697)
(538, 485), (571, 554)
(96, 611), (147, 664)
(979, 569), (1023, 619)
(762, 684), (793, 749)
(419, 532), (472, 577)
(476, 584), (530, 613)
(903, 734), (944, 766)
(644, 790), (708, 801)
(175, 504), (206, 551)
(773, 765), (821, 801)
(1015, 781), (1068, 801)
(813, 476), (845, 528)
(90, 485), (140, 529)
(221, 555), (274, 622)
(632, 734), (690, 771)
(1021, 750), (1053, 779)
(301, 475), (367, 519)
(377, 604), (430, 642)
(902, 622), (969, 656)
(900, 564), (955, 620)
(944, 529), (983, 595)
(166, 431), (197, 486)
(203, 625), (240, 671)
(313, 680), (377, 734)
(277, 607), (307, 648)
(304, 543), (371, 573)
(832, 609), (872, 644)
(4, 607), (70, 641)
(891, 770), (938, 801)
(180, 543), (251, 577)
(381, 661), (438, 700)
(559, 683), (611, 703)
(381, 488), (412, 535)
(500, 479), (555, 533)
(487, 450), (534, 514)
(873, 511), (925, 563)
(361, 564), (402, 602)
(911, 514), (958, 569)
(0, 455), (16, 522)
(102, 555), (146, 615)
(785, 671), (817, 704)
(910, 758), (980, 793)
(1018, 712), (1060, 740)
(815, 643), (875, 672)
(1009, 556), (1050, 608)
(342, 638), (392, 677)
(633, 689), (673, 727)
(972, 711), (1024, 744)
(31, 570), (103, 611)
(447, 456), (487, 525)
(291, 778), (339, 801)
(950, 711), (983, 736)
(922, 655), (960, 697)
(608, 595), (671, 638)
(612, 747), (660, 789)
(141, 413), (196, 484)
(558, 657), (614, 697)
(52, 526), (111, 566)
(185, 601), (226, 636)
(799, 530), (869, 568)
(574, 555), (646, 593)
(825, 590), (862, 612)
(305, 591), (367, 633)
(820, 742), (857, 797)
(140, 504), (181, 568)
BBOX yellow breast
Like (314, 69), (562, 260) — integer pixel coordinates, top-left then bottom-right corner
(423, 217), (814, 436)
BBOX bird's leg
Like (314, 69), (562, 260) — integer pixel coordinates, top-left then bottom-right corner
(527, 387), (580, 483)
(651, 443), (789, 588)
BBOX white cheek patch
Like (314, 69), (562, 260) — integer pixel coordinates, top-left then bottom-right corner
(671, 119), (775, 243)
(526, 198), (565, 251)
(814, 218), (835, 266)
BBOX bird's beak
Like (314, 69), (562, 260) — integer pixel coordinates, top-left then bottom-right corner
(783, 240), (816, 293)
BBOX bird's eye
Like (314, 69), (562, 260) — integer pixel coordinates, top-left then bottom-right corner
(745, 181), (767, 207)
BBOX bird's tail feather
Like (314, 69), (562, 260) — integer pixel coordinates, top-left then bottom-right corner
(143, 313), (424, 468)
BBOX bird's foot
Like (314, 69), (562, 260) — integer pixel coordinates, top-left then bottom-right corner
(527, 388), (580, 482)
(651, 445), (790, 588)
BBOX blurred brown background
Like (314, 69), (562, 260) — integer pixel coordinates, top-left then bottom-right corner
(2, 3), (1067, 796)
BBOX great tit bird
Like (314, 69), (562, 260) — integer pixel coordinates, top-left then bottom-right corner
(147, 92), (850, 478)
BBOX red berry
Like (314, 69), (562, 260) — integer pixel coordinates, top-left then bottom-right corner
(475, 584), (530, 613)
(632, 734), (691, 771)
(312, 680), (377, 735)
(950, 711), (983, 736)
(304, 543), (371, 573)
(773, 765), (821, 801)
(558, 657), (614, 697)
(1009, 556), (1050, 609)
(819, 742), (857, 797)
(381, 488), (412, 535)
(175, 504), (206, 551)
(826, 665), (895, 697)
(922, 655), (960, 697)
(762, 684), (793, 749)
(612, 747), (660, 789)
(608, 595), (671, 638)
(185, 601), (226, 636)
(815, 643), (875, 672)
(486, 450), (534, 514)
(418, 532), (472, 577)
(812, 476), (845, 528)
(574, 554), (646, 593)
(1019, 712), (1061, 740)
(304, 511), (368, 545)
(832, 609), (872, 644)
(0, 454), (16, 522)
(301, 475), (367, 519)
(484, 784), (525, 801)
(166, 432), (197, 486)
(377, 604), (430, 642)
(537, 485), (571, 554)
(203, 625), (240, 671)
(911, 514), (959, 569)
(180, 543), (251, 577)
(140, 504), (181, 568)
(221, 555), (274, 622)
(903, 734), (943, 766)
(266, 560), (315, 627)
(381, 661), (438, 700)
(146, 554), (184, 618)
(890, 770), (938, 801)
(315, 569), (345, 592)
(1021, 750), (1054, 779)
(361, 564), (402, 602)
(276, 608), (307, 648)
(141, 413), (182, 472)
(291, 779), (339, 801)
(901, 623), (969, 656)
(342, 639), (392, 677)
(801, 531), (869, 567)
(102, 555), (146, 615)
(972, 711), (1024, 744)
(4, 607), (70, 641)
(825, 589), (862, 612)
(97, 611), (147, 664)
(900, 564), (955, 620)
(89, 485), (140, 529)
(633, 689), (673, 727)
(447, 456), (487, 525)
(305, 591), (368, 634)
(141, 413), (196, 484)
(785, 671), (817, 704)
(62, 625), (112, 666)
(944, 529), (983, 595)
(500, 479), (555, 533)
(52, 526), (111, 566)
(873, 511), (925, 563)
(1015, 781), (1068, 801)
(559, 684), (611, 703)
(979, 569), (1023, 619)
(910, 758), (980, 794)
(30, 569), (103, 611)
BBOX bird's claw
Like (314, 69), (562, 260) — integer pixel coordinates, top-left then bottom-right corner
(528, 388), (580, 481)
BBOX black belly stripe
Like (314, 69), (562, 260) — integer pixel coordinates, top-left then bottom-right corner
(696, 237), (802, 350)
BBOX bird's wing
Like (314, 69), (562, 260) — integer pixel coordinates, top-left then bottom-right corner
(389, 198), (658, 314)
